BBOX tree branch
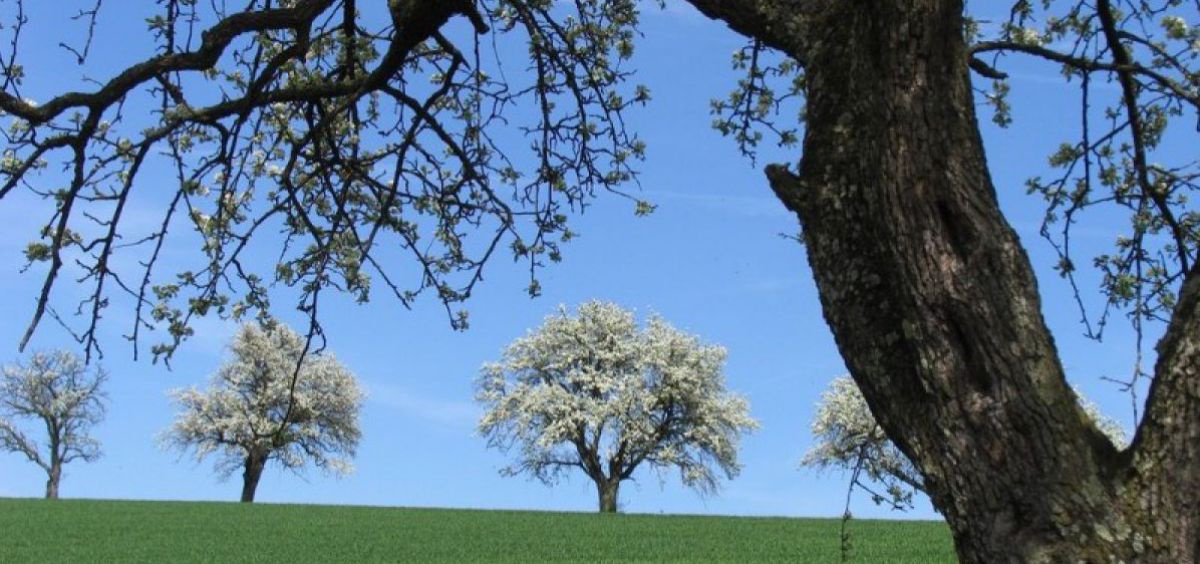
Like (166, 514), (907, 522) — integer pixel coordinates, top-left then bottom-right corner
(0, 0), (337, 124)
(1094, 0), (1191, 274)
(684, 0), (806, 59)
(0, 419), (48, 470)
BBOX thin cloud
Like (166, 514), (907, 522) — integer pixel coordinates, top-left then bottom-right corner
(184, 316), (240, 357)
(366, 381), (480, 429)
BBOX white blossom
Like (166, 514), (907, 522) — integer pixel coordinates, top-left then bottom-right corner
(1013, 27), (1046, 46)
(162, 323), (364, 491)
(476, 301), (758, 510)
(1, 151), (21, 173)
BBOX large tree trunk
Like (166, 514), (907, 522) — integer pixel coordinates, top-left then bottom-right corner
(240, 452), (267, 503)
(688, 0), (1200, 561)
(596, 479), (619, 513)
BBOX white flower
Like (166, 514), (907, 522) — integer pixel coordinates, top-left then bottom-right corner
(1, 151), (21, 173)
(1013, 27), (1046, 47)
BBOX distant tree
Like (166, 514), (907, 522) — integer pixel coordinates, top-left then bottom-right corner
(0, 350), (107, 499)
(802, 375), (1128, 511)
(162, 323), (363, 503)
(476, 301), (758, 513)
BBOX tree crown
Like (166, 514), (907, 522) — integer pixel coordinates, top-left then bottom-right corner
(476, 300), (758, 495)
(1, 0), (654, 362)
(162, 322), (364, 478)
(0, 350), (107, 470)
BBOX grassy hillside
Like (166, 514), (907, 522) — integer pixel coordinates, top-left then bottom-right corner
(0, 498), (955, 562)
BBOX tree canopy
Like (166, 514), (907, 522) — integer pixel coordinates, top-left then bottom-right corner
(0, 350), (107, 499)
(475, 301), (758, 512)
(162, 322), (363, 502)
(1, 2), (1194, 367)
(1, 0), (656, 362)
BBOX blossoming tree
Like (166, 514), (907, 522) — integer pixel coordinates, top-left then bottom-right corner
(0, 350), (107, 499)
(476, 301), (758, 513)
(162, 323), (363, 502)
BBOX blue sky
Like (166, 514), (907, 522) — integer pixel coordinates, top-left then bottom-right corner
(0, 2), (1171, 521)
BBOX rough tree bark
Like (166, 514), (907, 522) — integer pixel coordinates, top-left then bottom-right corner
(689, 1), (1200, 561)
(240, 452), (267, 503)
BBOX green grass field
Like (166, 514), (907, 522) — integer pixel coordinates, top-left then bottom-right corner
(0, 498), (955, 562)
